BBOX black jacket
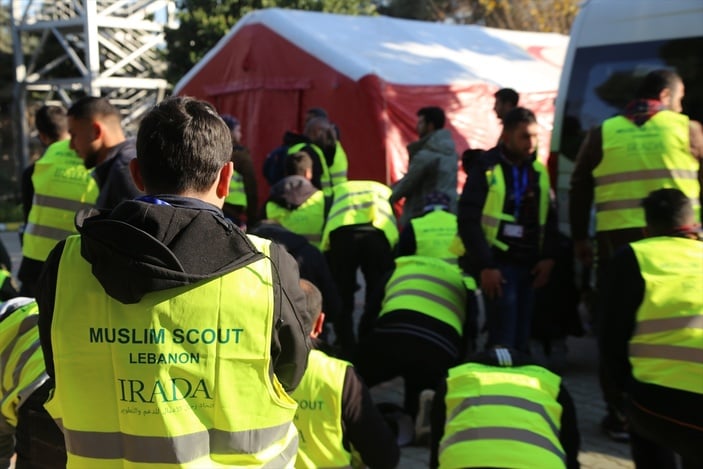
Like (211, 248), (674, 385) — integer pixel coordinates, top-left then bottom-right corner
(37, 195), (311, 392)
(92, 139), (142, 210)
(457, 145), (559, 274)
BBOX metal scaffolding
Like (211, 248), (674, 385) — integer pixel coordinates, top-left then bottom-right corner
(10, 0), (176, 168)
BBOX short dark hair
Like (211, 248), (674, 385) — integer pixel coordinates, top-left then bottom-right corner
(35, 105), (67, 140)
(136, 96), (232, 194)
(285, 151), (313, 177)
(494, 88), (519, 107)
(502, 107), (537, 132)
(305, 107), (328, 120)
(642, 188), (693, 235)
(636, 69), (681, 100)
(417, 106), (446, 130)
(67, 96), (121, 122)
(299, 279), (322, 330)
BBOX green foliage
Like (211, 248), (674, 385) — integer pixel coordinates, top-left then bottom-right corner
(165, 0), (377, 86)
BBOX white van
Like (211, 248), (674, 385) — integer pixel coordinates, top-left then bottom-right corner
(550, 0), (703, 234)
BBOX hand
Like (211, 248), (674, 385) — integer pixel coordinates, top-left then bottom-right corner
(531, 259), (555, 288)
(480, 268), (505, 300)
(574, 239), (594, 267)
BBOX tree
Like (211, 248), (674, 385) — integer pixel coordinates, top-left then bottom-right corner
(381, 0), (578, 34)
(165, 0), (377, 86)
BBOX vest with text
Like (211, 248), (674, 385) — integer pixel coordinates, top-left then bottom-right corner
(596, 111), (699, 231)
(46, 235), (299, 468)
(410, 208), (459, 266)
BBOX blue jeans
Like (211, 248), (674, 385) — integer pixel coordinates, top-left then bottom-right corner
(485, 263), (534, 352)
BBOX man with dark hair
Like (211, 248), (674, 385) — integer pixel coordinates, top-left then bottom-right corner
(391, 106), (458, 227)
(67, 96), (141, 209)
(263, 150), (327, 250)
(37, 96), (310, 466)
(290, 279), (399, 469)
(221, 114), (258, 228)
(570, 68), (703, 440)
(493, 88), (520, 121)
(601, 188), (702, 468)
(18, 104), (97, 296)
(458, 107), (558, 352)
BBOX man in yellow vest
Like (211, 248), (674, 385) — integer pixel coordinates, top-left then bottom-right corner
(397, 190), (460, 267)
(430, 347), (580, 469)
(0, 297), (66, 467)
(36, 96), (311, 467)
(291, 279), (399, 469)
(321, 180), (399, 358)
(570, 69), (703, 441)
(221, 114), (258, 229)
(263, 150), (327, 250)
(600, 188), (703, 468)
(354, 255), (476, 441)
(458, 107), (558, 353)
(18, 105), (98, 297)
(304, 111), (348, 190)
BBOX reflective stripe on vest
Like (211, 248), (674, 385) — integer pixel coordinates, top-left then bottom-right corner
(0, 298), (49, 429)
(290, 350), (352, 469)
(439, 362), (564, 469)
(410, 209), (459, 265)
(629, 236), (703, 395)
(596, 111), (699, 231)
(321, 180), (399, 251)
(224, 170), (247, 207)
(379, 255), (467, 334)
(329, 141), (349, 187)
(22, 140), (98, 261)
(265, 190), (326, 249)
(289, 143), (334, 197)
(481, 161), (550, 252)
(47, 234), (298, 467)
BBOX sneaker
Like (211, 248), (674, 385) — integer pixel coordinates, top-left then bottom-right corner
(414, 389), (435, 446)
(600, 413), (629, 442)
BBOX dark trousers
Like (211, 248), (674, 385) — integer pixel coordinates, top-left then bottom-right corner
(628, 398), (703, 469)
(15, 381), (66, 469)
(327, 227), (394, 358)
(484, 263), (535, 352)
(355, 329), (457, 419)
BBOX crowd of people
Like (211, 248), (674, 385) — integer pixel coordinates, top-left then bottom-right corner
(0, 67), (700, 468)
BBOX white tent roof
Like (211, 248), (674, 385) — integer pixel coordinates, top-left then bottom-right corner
(176, 8), (568, 94)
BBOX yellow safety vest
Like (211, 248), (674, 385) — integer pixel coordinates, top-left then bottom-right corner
(596, 111), (699, 231)
(0, 299), (48, 430)
(46, 235), (299, 468)
(22, 140), (98, 262)
(290, 350), (352, 469)
(321, 180), (399, 252)
(410, 208), (459, 266)
(289, 143), (334, 197)
(440, 363), (565, 469)
(380, 255), (468, 334)
(329, 141), (349, 187)
(224, 170), (246, 207)
(481, 161), (550, 251)
(629, 236), (703, 395)
(265, 191), (326, 250)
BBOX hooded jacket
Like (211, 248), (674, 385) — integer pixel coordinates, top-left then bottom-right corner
(36, 196), (311, 392)
(391, 128), (458, 227)
(267, 175), (320, 210)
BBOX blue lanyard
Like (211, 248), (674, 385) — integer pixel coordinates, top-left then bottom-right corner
(512, 165), (528, 218)
(137, 195), (171, 206)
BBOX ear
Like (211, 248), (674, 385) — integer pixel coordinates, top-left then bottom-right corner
(310, 312), (325, 339)
(659, 87), (671, 105)
(129, 158), (146, 191)
(92, 120), (104, 140)
(216, 161), (233, 199)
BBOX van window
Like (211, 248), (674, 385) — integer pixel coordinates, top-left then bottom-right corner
(558, 36), (703, 162)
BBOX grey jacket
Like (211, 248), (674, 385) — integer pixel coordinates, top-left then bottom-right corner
(391, 129), (458, 227)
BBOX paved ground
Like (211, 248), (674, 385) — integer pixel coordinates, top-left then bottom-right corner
(0, 229), (635, 468)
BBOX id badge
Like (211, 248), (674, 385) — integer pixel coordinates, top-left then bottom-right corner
(502, 223), (524, 238)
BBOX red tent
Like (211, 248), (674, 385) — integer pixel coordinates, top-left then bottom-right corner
(174, 8), (567, 202)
